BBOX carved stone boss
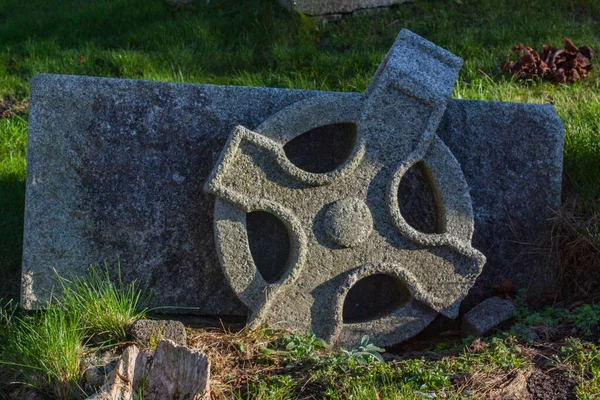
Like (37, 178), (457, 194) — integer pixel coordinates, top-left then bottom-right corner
(205, 30), (486, 347)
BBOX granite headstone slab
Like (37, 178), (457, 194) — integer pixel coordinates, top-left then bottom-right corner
(22, 30), (564, 326)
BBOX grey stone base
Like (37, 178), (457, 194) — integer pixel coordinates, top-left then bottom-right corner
(278, 0), (411, 16)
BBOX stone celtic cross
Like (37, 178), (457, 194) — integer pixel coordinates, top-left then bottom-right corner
(205, 30), (486, 347)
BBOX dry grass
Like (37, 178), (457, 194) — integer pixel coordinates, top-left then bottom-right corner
(550, 195), (600, 301)
(462, 367), (533, 399)
(0, 95), (28, 119)
(188, 326), (290, 399)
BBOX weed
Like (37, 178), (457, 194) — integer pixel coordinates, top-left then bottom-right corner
(512, 294), (600, 340)
(278, 331), (329, 366)
(189, 326), (536, 399)
(568, 304), (600, 336)
(58, 265), (149, 344)
(340, 335), (385, 364)
(553, 338), (600, 399)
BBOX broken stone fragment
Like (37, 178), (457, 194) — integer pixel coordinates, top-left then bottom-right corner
(82, 351), (120, 393)
(462, 297), (516, 336)
(87, 345), (149, 400)
(145, 339), (211, 400)
(87, 340), (210, 400)
(130, 319), (187, 348)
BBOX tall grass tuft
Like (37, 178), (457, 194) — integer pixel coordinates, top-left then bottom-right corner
(2, 307), (87, 399)
(59, 265), (150, 344)
(0, 266), (149, 399)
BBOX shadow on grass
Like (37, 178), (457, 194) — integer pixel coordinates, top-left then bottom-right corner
(0, 178), (25, 302)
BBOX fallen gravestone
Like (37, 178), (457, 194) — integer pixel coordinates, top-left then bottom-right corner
(22, 29), (564, 345)
(205, 30), (487, 347)
(277, 0), (410, 16)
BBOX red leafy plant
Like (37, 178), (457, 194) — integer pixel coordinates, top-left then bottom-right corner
(501, 38), (594, 83)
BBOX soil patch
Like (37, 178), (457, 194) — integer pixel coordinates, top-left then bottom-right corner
(527, 369), (577, 400)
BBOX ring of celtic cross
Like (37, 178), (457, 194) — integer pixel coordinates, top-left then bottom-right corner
(205, 30), (485, 348)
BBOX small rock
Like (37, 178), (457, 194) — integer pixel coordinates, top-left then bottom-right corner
(145, 339), (211, 400)
(462, 297), (516, 336)
(130, 319), (187, 348)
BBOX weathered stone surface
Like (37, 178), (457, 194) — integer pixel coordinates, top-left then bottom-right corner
(278, 0), (410, 16)
(22, 31), (563, 321)
(87, 340), (210, 400)
(145, 339), (210, 400)
(205, 30), (485, 347)
(130, 319), (187, 348)
(462, 297), (516, 336)
(22, 76), (321, 313)
(438, 100), (564, 304)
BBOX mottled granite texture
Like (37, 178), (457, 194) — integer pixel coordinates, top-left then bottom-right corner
(205, 30), (486, 347)
(278, 0), (410, 15)
(130, 319), (187, 348)
(22, 39), (563, 321)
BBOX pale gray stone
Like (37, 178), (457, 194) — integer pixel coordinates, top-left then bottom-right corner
(82, 352), (120, 394)
(145, 339), (210, 400)
(324, 198), (374, 248)
(278, 0), (410, 15)
(22, 29), (563, 330)
(22, 77), (321, 314)
(130, 319), (187, 348)
(205, 30), (485, 347)
(462, 297), (516, 336)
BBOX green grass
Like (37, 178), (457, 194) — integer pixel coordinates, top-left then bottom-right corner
(0, 116), (27, 299)
(59, 266), (149, 344)
(0, 0), (599, 301)
(0, 267), (148, 399)
(555, 338), (600, 399)
(200, 325), (532, 399)
(2, 308), (87, 399)
(197, 301), (600, 399)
